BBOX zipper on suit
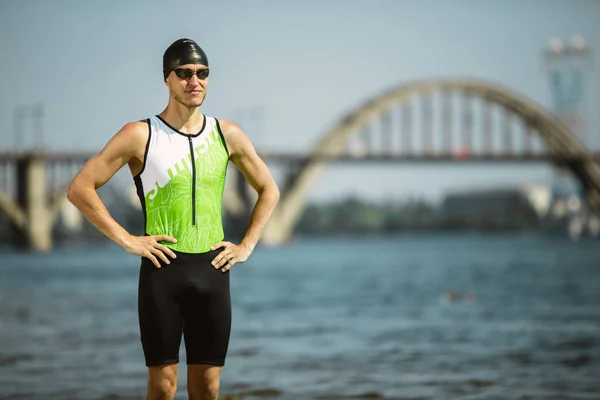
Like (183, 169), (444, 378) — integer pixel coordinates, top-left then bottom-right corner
(188, 136), (196, 226)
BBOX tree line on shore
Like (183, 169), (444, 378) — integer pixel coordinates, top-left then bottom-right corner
(0, 192), (562, 248)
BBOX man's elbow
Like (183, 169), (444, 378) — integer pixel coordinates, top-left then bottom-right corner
(66, 177), (89, 207)
(258, 182), (280, 204)
(270, 182), (280, 204)
(66, 181), (80, 206)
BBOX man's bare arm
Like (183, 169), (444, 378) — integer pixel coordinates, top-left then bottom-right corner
(67, 121), (176, 267)
(210, 119), (280, 270)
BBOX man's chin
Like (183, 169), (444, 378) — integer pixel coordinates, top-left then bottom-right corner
(189, 95), (206, 106)
(180, 99), (204, 108)
(173, 93), (204, 109)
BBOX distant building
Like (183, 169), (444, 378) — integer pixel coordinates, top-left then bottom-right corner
(441, 184), (552, 229)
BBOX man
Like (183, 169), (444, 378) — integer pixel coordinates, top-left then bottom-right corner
(67, 38), (280, 400)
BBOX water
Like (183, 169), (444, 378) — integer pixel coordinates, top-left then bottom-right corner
(1, 233), (599, 400)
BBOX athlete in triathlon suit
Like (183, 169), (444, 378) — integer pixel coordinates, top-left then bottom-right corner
(67, 38), (280, 400)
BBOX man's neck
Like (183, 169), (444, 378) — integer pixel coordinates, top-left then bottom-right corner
(159, 104), (204, 135)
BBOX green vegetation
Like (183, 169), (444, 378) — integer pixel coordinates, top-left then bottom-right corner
(0, 189), (555, 248)
(293, 195), (543, 235)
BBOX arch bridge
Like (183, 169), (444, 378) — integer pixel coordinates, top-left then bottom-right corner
(258, 78), (600, 244)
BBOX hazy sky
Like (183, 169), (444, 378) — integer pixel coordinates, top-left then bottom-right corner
(1, 0), (599, 202)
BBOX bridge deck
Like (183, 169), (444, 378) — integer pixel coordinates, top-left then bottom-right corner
(1, 150), (599, 164)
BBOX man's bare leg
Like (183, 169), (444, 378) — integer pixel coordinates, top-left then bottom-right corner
(187, 364), (223, 400)
(146, 364), (178, 400)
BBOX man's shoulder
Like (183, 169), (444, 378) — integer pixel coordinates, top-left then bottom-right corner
(107, 119), (151, 152)
(118, 119), (150, 137)
(214, 118), (242, 136)
(212, 118), (254, 158)
(130, 118), (151, 131)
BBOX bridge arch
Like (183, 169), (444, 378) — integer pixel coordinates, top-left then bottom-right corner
(261, 78), (600, 244)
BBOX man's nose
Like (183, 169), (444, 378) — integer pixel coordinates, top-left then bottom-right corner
(188, 73), (200, 85)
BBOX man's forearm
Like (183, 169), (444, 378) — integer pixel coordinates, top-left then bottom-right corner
(67, 184), (132, 247)
(239, 186), (279, 251)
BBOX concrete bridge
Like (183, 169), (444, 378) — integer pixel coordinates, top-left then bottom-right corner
(259, 78), (600, 244)
(1, 78), (599, 251)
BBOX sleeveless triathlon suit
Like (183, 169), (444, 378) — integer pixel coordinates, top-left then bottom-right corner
(133, 114), (231, 366)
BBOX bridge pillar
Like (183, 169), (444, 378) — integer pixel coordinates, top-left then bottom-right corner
(282, 167), (301, 195)
(261, 160), (310, 246)
(13, 154), (53, 252)
(565, 159), (600, 219)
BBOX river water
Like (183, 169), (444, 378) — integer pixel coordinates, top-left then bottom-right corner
(1, 233), (599, 399)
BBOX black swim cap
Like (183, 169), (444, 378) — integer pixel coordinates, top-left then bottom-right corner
(163, 38), (209, 80)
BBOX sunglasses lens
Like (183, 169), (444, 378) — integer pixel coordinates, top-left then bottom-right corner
(197, 69), (209, 79)
(174, 69), (192, 79)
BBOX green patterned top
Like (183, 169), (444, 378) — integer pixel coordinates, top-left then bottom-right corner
(133, 115), (229, 253)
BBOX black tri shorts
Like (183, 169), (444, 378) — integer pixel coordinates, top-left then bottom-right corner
(137, 249), (231, 367)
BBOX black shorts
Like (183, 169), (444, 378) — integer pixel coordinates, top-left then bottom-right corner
(137, 249), (231, 367)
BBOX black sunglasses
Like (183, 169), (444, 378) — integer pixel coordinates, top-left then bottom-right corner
(173, 68), (210, 80)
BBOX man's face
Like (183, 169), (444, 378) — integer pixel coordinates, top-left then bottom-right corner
(165, 64), (210, 108)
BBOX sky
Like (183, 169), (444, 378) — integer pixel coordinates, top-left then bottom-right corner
(1, 0), (599, 203)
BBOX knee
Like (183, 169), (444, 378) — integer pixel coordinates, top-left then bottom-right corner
(188, 377), (220, 400)
(148, 375), (177, 399)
